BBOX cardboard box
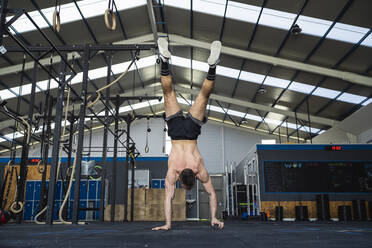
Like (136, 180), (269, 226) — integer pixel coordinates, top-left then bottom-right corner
(104, 204), (146, 221)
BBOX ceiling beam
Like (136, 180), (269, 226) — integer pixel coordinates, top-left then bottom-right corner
(0, 34), (154, 77)
(146, 0), (158, 42)
(166, 33), (372, 88)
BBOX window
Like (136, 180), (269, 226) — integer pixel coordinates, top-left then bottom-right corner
(165, 135), (172, 156)
(262, 139), (276, 144)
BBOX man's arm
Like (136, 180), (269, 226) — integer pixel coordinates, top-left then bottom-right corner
(152, 170), (176, 230)
(201, 170), (224, 229)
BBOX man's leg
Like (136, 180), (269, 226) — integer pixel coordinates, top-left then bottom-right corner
(189, 40), (221, 121)
(158, 38), (181, 117)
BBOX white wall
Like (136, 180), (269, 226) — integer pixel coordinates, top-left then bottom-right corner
(358, 127), (372, 144)
(2, 118), (275, 173)
(312, 126), (357, 144)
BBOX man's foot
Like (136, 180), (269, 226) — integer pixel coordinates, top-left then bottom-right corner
(158, 38), (171, 62)
(207, 40), (222, 67)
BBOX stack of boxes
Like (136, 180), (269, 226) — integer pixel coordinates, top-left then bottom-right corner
(105, 188), (186, 221)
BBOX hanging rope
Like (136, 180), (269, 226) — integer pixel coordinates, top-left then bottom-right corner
(0, 161), (14, 209)
(37, 159), (45, 174)
(105, 0), (116, 31)
(53, 0), (61, 32)
(9, 165), (23, 214)
(87, 56), (137, 108)
(34, 55), (82, 224)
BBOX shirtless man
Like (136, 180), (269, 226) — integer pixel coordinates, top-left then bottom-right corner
(152, 38), (224, 231)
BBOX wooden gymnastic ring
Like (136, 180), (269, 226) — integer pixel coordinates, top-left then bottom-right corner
(10, 201), (24, 214)
(104, 9), (116, 31)
(37, 160), (45, 174)
(53, 10), (61, 32)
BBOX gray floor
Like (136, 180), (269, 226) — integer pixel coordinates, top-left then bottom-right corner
(1, 221), (372, 248)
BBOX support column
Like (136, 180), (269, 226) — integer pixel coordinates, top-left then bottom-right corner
(99, 53), (111, 222)
(0, 0), (8, 48)
(16, 58), (38, 223)
(124, 114), (133, 222)
(39, 95), (52, 215)
(46, 56), (67, 225)
(110, 95), (120, 222)
(72, 45), (89, 224)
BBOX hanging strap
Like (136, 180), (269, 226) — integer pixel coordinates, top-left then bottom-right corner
(145, 117), (150, 153)
(162, 120), (167, 153)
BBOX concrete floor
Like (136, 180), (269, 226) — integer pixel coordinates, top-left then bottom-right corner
(1, 221), (372, 248)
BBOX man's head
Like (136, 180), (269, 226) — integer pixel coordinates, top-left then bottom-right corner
(180, 168), (196, 190)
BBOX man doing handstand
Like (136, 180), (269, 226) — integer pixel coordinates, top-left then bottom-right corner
(152, 38), (224, 230)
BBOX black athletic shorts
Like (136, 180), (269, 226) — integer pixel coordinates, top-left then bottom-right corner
(164, 111), (208, 140)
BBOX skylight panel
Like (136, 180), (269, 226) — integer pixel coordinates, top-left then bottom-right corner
(226, 1), (260, 23)
(264, 118), (282, 126)
(362, 98), (372, 106)
(166, 0), (372, 47)
(288, 82), (315, 94)
(244, 113), (262, 122)
(7, 0), (146, 33)
(226, 109), (246, 118)
(312, 87), (340, 99)
(259, 8), (296, 30)
(0, 89), (16, 100)
(361, 33), (372, 47)
(193, 0), (227, 17)
(296, 15), (331, 38)
(327, 22), (368, 44)
(239, 71), (265, 84)
(171, 56), (192, 69)
(264, 76), (290, 89)
(216, 66), (240, 79)
(337, 92), (367, 104)
(118, 99), (163, 113)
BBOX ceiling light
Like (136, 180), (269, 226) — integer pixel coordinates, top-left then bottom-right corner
(291, 24), (302, 35)
(258, 86), (267, 94)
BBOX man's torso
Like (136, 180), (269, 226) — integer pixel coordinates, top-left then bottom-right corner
(168, 140), (208, 183)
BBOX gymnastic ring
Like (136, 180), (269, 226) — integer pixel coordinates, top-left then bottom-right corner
(89, 165), (102, 180)
(6, 160), (14, 170)
(53, 10), (61, 32)
(10, 201), (24, 214)
(104, 9), (116, 31)
(37, 160), (45, 174)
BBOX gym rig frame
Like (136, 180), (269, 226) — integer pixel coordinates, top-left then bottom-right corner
(0, 1), (160, 225)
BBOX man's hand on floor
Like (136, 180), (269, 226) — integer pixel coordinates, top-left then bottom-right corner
(211, 218), (224, 229)
(152, 224), (171, 231)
